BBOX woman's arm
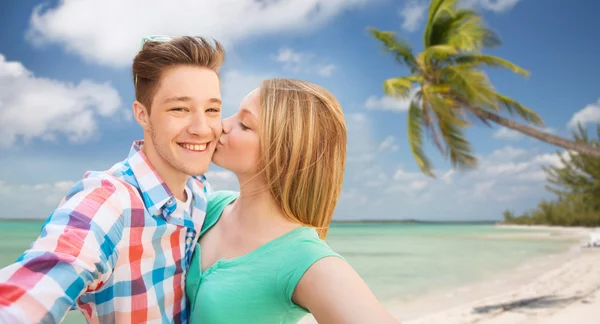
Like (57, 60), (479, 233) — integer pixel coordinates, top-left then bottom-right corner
(292, 256), (399, 324)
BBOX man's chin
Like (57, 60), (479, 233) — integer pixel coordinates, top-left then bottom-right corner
(176, 163), (210, 177)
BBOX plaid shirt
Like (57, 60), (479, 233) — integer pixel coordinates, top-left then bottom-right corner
(0, 140), (210, 323)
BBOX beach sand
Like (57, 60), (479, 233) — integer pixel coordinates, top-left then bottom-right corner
(302, 225), (600, 324)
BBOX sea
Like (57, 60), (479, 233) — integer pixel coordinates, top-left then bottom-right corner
(0, 220), (578, 323)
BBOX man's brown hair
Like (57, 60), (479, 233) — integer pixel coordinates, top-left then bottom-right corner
(132, 36), (225, 112)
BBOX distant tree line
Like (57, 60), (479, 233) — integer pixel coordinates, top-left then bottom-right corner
(503, 124), (600, 227)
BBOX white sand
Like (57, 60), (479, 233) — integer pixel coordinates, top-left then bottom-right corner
(300, 225), (600, 324)
(402, 225), (600, 324)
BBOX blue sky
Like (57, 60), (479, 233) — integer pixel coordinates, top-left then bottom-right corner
(1, 0), (599, 221)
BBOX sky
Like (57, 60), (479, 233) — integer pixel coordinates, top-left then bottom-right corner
(1, 0), (599, 221)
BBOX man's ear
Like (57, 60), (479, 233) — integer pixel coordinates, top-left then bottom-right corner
(133, 101), (150, 131)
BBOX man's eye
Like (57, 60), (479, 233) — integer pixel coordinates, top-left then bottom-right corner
(207, 107), (221, 113)
(170, 108), (187, 112)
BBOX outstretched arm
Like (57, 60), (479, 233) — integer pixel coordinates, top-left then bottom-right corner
(0, 177), (124, 323)
(293, 256), (399, 324)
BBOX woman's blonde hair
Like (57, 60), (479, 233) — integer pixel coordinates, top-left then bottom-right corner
(258, 79), (347, 239)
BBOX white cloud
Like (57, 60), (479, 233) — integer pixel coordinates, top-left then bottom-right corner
(346, 113), (378, 164)
(274, 48), (310, 73)
(378, 136), (399, 152)
(489, 145), (527, 161)
(344, 144), (575, 220)
(400, 1), (428, 32)
(478, 0), (522, 12)
(365, 87), (420, 112)
(532, 151), (571, 169)
(0, 180), (76, 219)
(340, 188), (369, 206)
(397, 0), (521, 35)
(273, 48), (336, 77)
(460, 0), (522, 12)
(352, 166), (388, 188)
(205, 170), (239, 191)
(493, 127), (523, 140)
(441, 169), (454, 184)
(365, 95), (412, 112)
(27, 0), (371, 67)
(393, 168), (423, 181)
(221, 70), (270, 117)
(0, 54), (122, 149)
(316, 64), (336, 77)
(568, 99), (600, 128)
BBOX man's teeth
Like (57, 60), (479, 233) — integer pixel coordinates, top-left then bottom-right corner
(181, 143), (207, 151)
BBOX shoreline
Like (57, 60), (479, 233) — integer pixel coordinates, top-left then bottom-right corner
(401, 225), (600, 323)
(300, 224), (599, 324)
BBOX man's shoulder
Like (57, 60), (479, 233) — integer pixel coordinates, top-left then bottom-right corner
(63, 161), (141, 203)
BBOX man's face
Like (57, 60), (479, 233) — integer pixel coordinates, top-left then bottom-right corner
(135, 65), (222, 179)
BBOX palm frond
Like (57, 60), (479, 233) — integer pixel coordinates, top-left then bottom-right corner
(443, 65), (497, 108)
(422, 105), (446, 154)
(495, 93), (544, 126)
(425, 0), (461, 47)
(436, 112), (477, 170)
(446, 12), (499, 52)
(424, 44), (460, 62)
(369, 28), (419, 72)
(382, 76), (419, 99)
(408, 96), (436, 177)
(456, 54), (529, 77)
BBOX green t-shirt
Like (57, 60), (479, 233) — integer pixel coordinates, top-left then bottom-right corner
(186, 190), (343, 324)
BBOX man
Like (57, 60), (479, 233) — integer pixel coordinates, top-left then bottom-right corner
(0, 36), (225, 323)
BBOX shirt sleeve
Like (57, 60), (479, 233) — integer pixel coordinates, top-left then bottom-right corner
(277, 237), (344, 310)
(0, 176), (125, 323)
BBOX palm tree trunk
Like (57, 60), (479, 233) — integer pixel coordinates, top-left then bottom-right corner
(466, 107), (600, 158)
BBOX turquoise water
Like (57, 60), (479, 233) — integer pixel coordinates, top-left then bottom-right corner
(0, 221), (576, 323)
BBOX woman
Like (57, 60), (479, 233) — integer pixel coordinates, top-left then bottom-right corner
(186, 79), (398, 323)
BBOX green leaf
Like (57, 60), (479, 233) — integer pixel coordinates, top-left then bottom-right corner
(456, 54), (529, 77)
(442, 65), (497, 108)
(383, 77), (414, 99)
(435, 112), (477, 170)
(495, 93), (544, 126)
(408, 98), (435, 177)
(425, 0), (461, 47)
(424, 45), (460, 62)
(446, 13), (498, 52)
(368, 27), (419, 72)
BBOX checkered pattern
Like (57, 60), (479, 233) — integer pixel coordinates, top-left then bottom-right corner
(0, 140), (211, 324)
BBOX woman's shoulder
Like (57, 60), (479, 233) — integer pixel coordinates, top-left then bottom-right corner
(207, 190), (239, 206)
(280, 228), (343, 272)
(202, 190), (239, 233)
(276, 227), (344, 304)
(206, 190), (239, 214)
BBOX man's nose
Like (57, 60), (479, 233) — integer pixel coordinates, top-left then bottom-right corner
(188, 113), (212, 137)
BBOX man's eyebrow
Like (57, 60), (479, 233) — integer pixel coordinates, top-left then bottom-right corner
(163, 96), (192, 104)
(162, 97), (222, 105)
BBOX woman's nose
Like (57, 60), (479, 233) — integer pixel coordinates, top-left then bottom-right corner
(221, 116), (233, 134)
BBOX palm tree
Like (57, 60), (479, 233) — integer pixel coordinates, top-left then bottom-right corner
(369, 0), (600, 177)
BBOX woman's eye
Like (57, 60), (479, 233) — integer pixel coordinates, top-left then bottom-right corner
(238, 121), (250, 131)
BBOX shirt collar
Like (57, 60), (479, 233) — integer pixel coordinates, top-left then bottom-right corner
(126, 140), (207, 217)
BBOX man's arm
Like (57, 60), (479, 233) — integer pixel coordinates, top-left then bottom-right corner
(0, 177), (125, 323)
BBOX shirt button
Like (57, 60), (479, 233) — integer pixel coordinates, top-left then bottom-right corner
(186, 238), (192, 244)
(166, 198), (175, 206)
